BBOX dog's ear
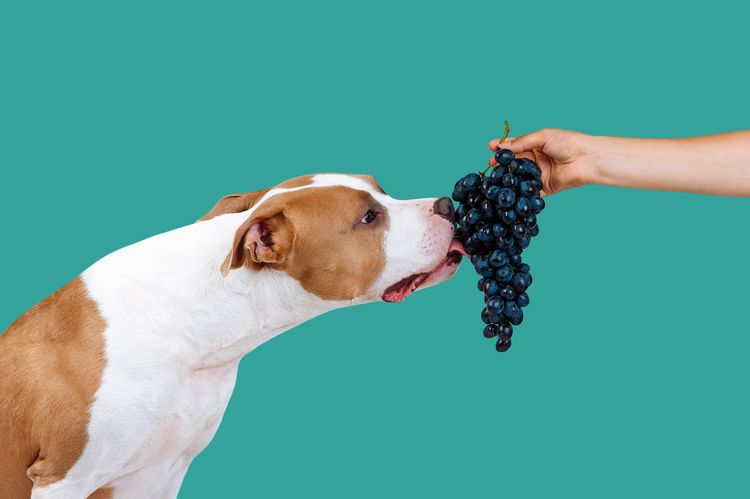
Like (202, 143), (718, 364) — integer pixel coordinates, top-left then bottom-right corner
(199, 189), (271, 221)
(220, 209), (295, 276)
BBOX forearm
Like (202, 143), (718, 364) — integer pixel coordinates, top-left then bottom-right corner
(588, 131), (750, 197)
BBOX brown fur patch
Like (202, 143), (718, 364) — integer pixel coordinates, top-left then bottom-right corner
(276, 174), (315, 189)
(199, 175), (316, 222)
(199, 189), (271, 221)
(89, 487), (114, 498)
(0, 277), (107, 496)
(228, 186), (388, 300)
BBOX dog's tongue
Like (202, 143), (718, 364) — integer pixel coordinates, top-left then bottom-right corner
(383, 273), (429, 303)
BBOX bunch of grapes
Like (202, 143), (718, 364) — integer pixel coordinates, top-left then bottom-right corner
(452, 124), (545, 352)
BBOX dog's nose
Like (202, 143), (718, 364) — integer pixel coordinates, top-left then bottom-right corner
(432, 197), (455, 222)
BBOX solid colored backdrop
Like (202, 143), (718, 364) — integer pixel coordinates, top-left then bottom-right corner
(1, 1), (749, 497)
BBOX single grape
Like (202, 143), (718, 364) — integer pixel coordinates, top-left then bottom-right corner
(452, 185), (468, 202)
(512, 224), (527, 239)
(518, 233), (531, 249)
(502, 172), (518, 188)
(456, 204), (468, 220)
(495, 149), (515, 166)
(497, 322), (513, 340)
(529, 195), (545, 214)
(518, 180), (535, 197)
(483, 324), (498, 338)
(525, 162), (542, 179)
(483, 279), (501, 296)
(517, 292), (530, 308)
(466, 208), (482, 225)
(474, 255), (490, 275)
(501, 209), (518, 224)
(498, 188), (516, 208)
(499, 285), (516, 301)
(489, 249), (508, 268)
(515, 197), (531, 217)
(511, 273), (531, 292)
(495, 265), (513, 284)
(504, 302), (523, 325)
(481, 307), (491, 324)
(462, 173), (481, 191)
(509, 160), (521, 175)
(509, 309), (523, 326)
(486, 185), (501, 201)
(487, 296), (505, 315)
(495, 338), (512, 352)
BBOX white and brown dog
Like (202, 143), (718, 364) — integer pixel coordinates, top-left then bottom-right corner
(0, 173), (466, 498)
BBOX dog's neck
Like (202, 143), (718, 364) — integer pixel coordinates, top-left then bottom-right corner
(83, 213), (348, 370)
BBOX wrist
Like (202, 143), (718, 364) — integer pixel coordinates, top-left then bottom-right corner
(583, 135), (620, 187)
(573, 134), (610, 188)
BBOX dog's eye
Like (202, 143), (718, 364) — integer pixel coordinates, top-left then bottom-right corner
(360, 209), (378, 224)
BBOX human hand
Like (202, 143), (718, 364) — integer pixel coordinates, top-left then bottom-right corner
(488, 129), (599, 196)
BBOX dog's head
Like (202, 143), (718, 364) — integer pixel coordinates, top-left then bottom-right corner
(201, 174), (466, 303)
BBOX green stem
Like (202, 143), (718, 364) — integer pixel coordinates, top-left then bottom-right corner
(499, 120), (510, 144)
(480, 120), (512, 177)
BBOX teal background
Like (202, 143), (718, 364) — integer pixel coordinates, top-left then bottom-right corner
(1, 1), (749, 497)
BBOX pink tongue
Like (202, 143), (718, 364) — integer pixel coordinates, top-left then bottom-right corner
(382, 274), (428, 303)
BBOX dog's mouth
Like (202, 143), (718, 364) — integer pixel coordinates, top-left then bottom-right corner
(382, 240), (469, 303)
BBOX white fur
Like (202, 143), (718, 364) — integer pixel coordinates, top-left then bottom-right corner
(31, 174), (456, 498)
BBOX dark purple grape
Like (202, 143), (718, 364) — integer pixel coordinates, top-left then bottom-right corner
(502, 173), (518, 188)
(497, 322), (513, 340)
(484, 279), (501, 296)
(481, 307), (491, 324)
(462, 173), (481, 191)
(498, 188), (516, 208)
(529, 195), (545, 214)
(483, 324), (498, 338)
(495, 149), (515, 166)
(517, 292), (530, 308)
(495, 265), (513, 284)
(495, 338), (512, 352)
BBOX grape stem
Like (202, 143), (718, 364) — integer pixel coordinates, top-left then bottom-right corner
(480, 120), (511, 177)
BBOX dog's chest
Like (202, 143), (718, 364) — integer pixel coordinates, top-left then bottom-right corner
(147, 364), (239, 463)
(91, 352), (241, 480)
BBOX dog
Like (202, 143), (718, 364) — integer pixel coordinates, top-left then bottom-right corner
(0, 173), (467, 498)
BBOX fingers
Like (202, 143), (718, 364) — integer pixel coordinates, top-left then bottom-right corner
(487, 137), (515, 152)
(488, 129), (552, 153)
